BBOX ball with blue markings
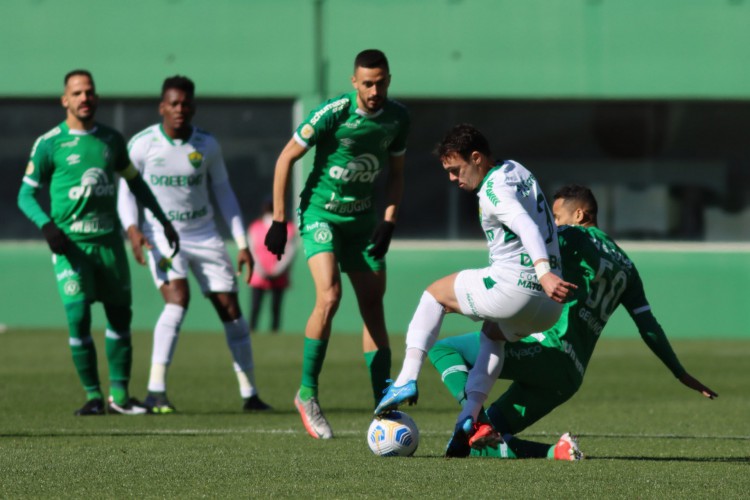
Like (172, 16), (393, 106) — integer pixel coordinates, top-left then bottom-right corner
(367, 410), (419, 457)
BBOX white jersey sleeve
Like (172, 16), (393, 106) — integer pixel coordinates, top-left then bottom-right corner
(477, 160), (561, 286)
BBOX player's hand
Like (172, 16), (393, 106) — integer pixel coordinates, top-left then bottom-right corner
(162, 220), (180, 257)
(539, 273), (577, 303)
(367, 221), (395, 260)
(679, 372), (718, 399)
(41, 222), (70, 255)
(264, 220), (287, 260)
(126, 225), (152, 265)
(237, 248), (254, 285)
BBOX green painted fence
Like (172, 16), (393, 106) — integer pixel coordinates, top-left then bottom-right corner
(1, 0), (749, 99)
(2, 242), (747, 339)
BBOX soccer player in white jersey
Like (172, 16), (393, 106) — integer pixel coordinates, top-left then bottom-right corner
(375, 124), (575, 454)
(117, 76), (271, 413)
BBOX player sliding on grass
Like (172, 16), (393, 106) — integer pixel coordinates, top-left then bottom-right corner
(375, 124), (576, 455)
(428, 185), (718, 458)
(266, 49), (410, 439)
(118, 76), (271, 414)
(17, 70), (178, 416)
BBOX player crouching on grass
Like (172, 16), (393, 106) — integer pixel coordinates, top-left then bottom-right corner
(428, 184), (717, 459)
(118, 75), (271, 414)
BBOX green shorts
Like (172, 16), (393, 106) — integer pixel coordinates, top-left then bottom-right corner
(435, 332), (583, 435)
(52, 236), (132, 306)
(298, 206), (383, 273)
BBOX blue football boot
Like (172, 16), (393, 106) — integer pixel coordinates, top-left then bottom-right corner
(374, 379), (418, 416)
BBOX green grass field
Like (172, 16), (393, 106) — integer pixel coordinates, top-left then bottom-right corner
(1, 329), (748, 498)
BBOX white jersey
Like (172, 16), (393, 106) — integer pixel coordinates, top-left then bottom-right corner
(477, 160), (561, 291)
(127, 124), (228, 238)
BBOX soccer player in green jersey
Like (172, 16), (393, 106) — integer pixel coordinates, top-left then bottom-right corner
(428, 185), (717, 458)
(265, 49), (410, 439)
(17, 70), (178, 416)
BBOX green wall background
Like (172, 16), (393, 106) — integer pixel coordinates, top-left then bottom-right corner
(1, 0), (749, 99)
(2, 242), (748, 339)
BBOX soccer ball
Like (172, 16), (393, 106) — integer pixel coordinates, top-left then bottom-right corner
(367, 411), (419, 457)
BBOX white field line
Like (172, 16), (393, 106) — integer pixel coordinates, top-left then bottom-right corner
(4, 428), (749, 440)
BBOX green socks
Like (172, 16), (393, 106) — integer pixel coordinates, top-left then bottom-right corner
(364, 348), (391, 403)
(299, 337), (329, 401)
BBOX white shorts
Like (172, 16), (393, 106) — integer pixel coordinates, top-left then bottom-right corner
(146, 230), (237, 294)
(454, 267), (562, 342)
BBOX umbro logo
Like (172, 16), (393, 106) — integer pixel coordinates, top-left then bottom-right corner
(66, 154), (81, 165)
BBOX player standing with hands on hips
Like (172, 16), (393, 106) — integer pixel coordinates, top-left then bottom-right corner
(265, 49), (410, 439)
(374, 124), (575, 456)
(118, 76), (271, 413)
(17, 70), (178, 416)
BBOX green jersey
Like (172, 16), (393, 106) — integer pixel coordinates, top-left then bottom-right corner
(294, 91), (410, 220)
(22, 122), (129, 242)
(523, 224), (684, 378)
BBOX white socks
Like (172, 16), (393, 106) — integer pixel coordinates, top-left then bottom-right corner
(148, 303), (186, 393)
(458, 334), (506, 424)
(393, 291), (445, 386)
(224, 317), (257, 398)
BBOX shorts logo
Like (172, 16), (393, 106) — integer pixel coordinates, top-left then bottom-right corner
(329, 154), (381, 183)
(63, 279), (80, 296)
(300, 124), (315, 140)
(188, 151), (203, 169)
(313, 226), (333, 244)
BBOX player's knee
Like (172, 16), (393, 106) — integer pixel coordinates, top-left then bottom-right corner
(104, 303), (132, 333)
(64, 301), (91, 338)
(315, 288), (342, 317)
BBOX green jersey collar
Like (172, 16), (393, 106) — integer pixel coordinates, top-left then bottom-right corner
(478, 162), (504, 192)
(351, 92), (385, 119)
(62, 121), (98, 136)
(159, 123), (193, 145)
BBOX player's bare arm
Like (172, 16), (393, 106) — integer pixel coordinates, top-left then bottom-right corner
(266, 139), (307, 259)
(237, 247), (254, 286)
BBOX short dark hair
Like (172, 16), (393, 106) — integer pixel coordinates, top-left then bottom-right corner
(553, 184), (599, 218)
(161, 75), (195, 99)
(435, 123), (492, 161)
(64, 69), (94, 86)
(354, 49), (389, 72)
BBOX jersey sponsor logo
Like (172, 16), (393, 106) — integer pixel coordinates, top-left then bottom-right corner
(324, 196), (372, 214)
(578, 307), (605, 337)
(309, 97), (349, 125)
(516, 277), (543, 292)
(56, 268), (78, 281)
(168, 206), (208, 221)
(340, 138), (355, 148)
(515, 174), (536, 198)
(25, 161), (34, 175)
(153, 157), (166, 167)
(329, 154), (381, 183)
(300, 124), (315, 140)
(485, 179), (500, 206)
(69, 215), (115, 234)
(149, 173), (204, 187)
(464, 292), (479, 317)
(506, 343), (542, 360)
(68, 168), (115, 200)
(562, 340), (586, 377)
(188, 151), (203, 169)
(66, 154), (81, 166)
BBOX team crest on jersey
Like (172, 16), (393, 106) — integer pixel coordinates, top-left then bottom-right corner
(25, 161), (34, 175)
(300, 124), (315, 140)
(188, 151), (203, 169)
